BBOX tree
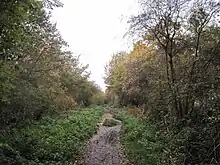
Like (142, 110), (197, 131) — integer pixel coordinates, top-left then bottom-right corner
(128, 0), (220, 119)
(0, 0), (103, 127)
(106, 0), (220, 163)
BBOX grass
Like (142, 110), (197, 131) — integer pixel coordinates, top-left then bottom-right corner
(0, 106), (103, 165)
(114, 110), (164, 165)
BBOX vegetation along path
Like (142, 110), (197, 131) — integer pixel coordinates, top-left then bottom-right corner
(75, 111), (129, 165)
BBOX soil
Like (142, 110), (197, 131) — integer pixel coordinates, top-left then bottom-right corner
(75, 112), (129, 165)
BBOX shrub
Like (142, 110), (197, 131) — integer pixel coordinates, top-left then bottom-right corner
(117, 111), (164, 165)
(0, 107), (103, 165)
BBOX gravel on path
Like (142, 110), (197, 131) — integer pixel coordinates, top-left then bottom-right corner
(75, 113), (129, 165)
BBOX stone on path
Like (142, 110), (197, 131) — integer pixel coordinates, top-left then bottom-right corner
(75, 113), (129, 165)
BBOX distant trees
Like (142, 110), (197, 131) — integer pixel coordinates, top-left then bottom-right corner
(0, 0), (104, 127)
(105, 0), (220, 164)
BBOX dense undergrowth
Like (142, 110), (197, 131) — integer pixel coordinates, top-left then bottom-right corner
(104, 0), (220, 164)
(113, 108), (220, 165)
(0, 106), (103, 165)
(113, 110), (164, 165)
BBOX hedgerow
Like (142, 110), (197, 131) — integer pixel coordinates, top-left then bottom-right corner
(0, 106), (103, 165)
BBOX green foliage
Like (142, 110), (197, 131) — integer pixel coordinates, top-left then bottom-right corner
(115, 110), (164, 165)
(114, 109), (220, 165)
(105, 1), (220, 164)
(0, 62), (15, 106)
(0, 106), (103, 165)
(90, 91), (106, 105)
(0, 0), (104, 127)
(0, 1), (105, 163)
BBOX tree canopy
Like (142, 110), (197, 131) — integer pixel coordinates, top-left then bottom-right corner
(0, 0), (104, 127)
(105, 0), (220, 163)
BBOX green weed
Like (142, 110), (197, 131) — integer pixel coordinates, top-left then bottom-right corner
(117, 111), (164, 165)
(0, 106), (103, 165)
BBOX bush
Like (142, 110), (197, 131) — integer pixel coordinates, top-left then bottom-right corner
(116, 111), (164, 165)
(0, 106), (103, 165)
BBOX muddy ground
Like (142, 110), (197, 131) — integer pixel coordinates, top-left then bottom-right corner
(75, 113), (129, 165)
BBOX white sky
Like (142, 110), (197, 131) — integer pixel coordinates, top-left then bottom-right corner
(51, 0), (138, 90)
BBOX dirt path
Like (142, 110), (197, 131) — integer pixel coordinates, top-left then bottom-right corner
(75, 112), (129, 165)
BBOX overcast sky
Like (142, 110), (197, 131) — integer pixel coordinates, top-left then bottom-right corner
(51, 0), (138, 90)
